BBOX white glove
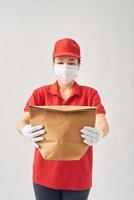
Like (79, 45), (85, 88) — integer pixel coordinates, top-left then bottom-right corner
(21, 124), (45, 148)
(80, 126), (103, 146)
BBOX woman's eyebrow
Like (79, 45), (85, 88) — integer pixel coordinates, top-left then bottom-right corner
(57, 58), (75, 61)
(57, 58), (64, 60)
(68, 59), (75, 61)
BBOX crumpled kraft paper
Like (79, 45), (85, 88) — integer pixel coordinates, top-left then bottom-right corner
(29, 105), (97, 160)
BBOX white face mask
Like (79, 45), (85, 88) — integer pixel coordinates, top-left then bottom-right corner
(54, 64), (79, 84)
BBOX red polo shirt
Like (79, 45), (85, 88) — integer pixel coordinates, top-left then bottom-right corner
(23, 80), (106, 190)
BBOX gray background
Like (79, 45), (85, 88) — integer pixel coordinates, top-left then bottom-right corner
(0, 0), (133, 199)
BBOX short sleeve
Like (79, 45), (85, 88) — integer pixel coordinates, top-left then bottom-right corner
(91, 89), (106, 114)
(23, 90), (38, 112)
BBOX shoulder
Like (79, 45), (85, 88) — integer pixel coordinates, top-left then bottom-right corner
(78, 82), (98, 94)
(32, 82), (53, 94)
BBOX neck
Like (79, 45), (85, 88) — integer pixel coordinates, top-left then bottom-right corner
(57, 80), (75, 91)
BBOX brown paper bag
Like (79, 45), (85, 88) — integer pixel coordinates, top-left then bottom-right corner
(29, 105), (97, 160)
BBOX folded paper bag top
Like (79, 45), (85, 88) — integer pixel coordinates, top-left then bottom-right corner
(29, 105), (97, 160)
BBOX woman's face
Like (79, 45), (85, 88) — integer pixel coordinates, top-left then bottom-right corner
(54, 56), (80, 67)
(53, 56), (80, 85)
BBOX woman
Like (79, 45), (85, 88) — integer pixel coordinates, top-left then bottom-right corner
(17, 38), (109, 200)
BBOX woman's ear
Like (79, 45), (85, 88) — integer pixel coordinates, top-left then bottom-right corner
(52, 59), (55, 66)
(78, 63), (80, 69)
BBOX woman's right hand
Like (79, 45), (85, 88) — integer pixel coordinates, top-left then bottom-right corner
(21, 124), (45, 148)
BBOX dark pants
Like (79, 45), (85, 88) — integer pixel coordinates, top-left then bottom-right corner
(33, 182), (90, 200)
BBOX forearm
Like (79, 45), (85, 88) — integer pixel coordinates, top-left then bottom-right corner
(17, 119), (30, 134)
(95, 114), (110, 138)
(95, 122), (109, 137)
(17, 112), (31, 134)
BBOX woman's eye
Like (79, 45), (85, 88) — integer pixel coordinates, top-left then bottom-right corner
(68, 63), (75, 65)
(57, 62), (64, 64)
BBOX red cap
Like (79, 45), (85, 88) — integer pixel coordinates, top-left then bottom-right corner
(52, 38), (81, 59)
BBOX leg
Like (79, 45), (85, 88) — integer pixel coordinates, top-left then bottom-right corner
(61, 188), (90, 200)
(33, 182), (61, 200)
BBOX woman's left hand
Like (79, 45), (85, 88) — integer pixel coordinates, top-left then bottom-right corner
(80, 126), (103, 146)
